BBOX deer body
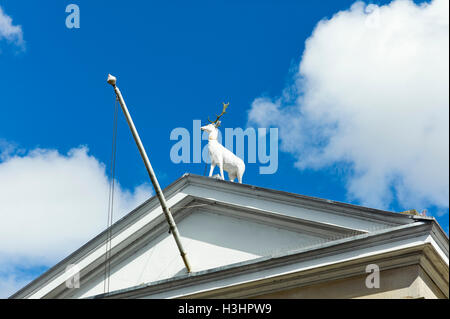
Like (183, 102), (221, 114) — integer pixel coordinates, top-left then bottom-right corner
(201, 123), (245, 183)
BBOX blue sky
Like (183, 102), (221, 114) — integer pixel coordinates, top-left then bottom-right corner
(0, 0), (448, 297)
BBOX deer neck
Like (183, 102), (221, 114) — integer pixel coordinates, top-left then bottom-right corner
(208, 130), (219, 142)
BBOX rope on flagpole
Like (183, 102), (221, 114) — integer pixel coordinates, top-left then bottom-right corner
(104, 96), (119, 294)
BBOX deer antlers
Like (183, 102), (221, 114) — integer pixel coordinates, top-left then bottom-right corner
(208, 102), (229, 127)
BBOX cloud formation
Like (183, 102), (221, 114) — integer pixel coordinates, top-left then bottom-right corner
(0, 144), (152, 297)
(0, 6), (24, 49)
(248, 0), (449, 210)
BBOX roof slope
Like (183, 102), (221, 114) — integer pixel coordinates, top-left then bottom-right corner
(10, 174), (449, 299)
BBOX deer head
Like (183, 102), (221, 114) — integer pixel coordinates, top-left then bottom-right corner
(201, 102), (229, 139)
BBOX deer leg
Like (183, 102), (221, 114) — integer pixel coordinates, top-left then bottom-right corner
(209, 164), (216, 177)
(219, 163), (225, 180)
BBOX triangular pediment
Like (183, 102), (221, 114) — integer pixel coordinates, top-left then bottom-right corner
(67, 203), (351, 298)
(13, 174), (436, 299)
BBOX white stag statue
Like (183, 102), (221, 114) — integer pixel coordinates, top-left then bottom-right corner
(201, 102), (245, 183)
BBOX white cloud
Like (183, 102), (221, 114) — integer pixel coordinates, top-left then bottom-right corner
(248, 0), (449, 211)
(0, 274), (30, 300)
(0, 262), (37, 299)
(0, 144), (152, 297)
(0, 6), (24, 49)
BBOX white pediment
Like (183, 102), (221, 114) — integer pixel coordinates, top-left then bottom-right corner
(68, 207), (332, 298)
(13, 174), (430, 299)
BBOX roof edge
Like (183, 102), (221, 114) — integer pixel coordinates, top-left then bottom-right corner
(10, 173), (448, 299)
(93, 221), (435, 299)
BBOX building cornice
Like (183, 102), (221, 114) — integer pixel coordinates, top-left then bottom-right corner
(10, 174), (448, 299)
(93, 222), (445, 299)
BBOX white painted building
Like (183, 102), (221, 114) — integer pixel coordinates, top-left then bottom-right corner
(10, 174), (449, 299)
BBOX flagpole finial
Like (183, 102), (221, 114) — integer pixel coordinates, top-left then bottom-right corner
(107, 74), (117, 87)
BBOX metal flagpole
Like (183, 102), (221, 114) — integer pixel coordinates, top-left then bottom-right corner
(106, 74), (192, 273)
